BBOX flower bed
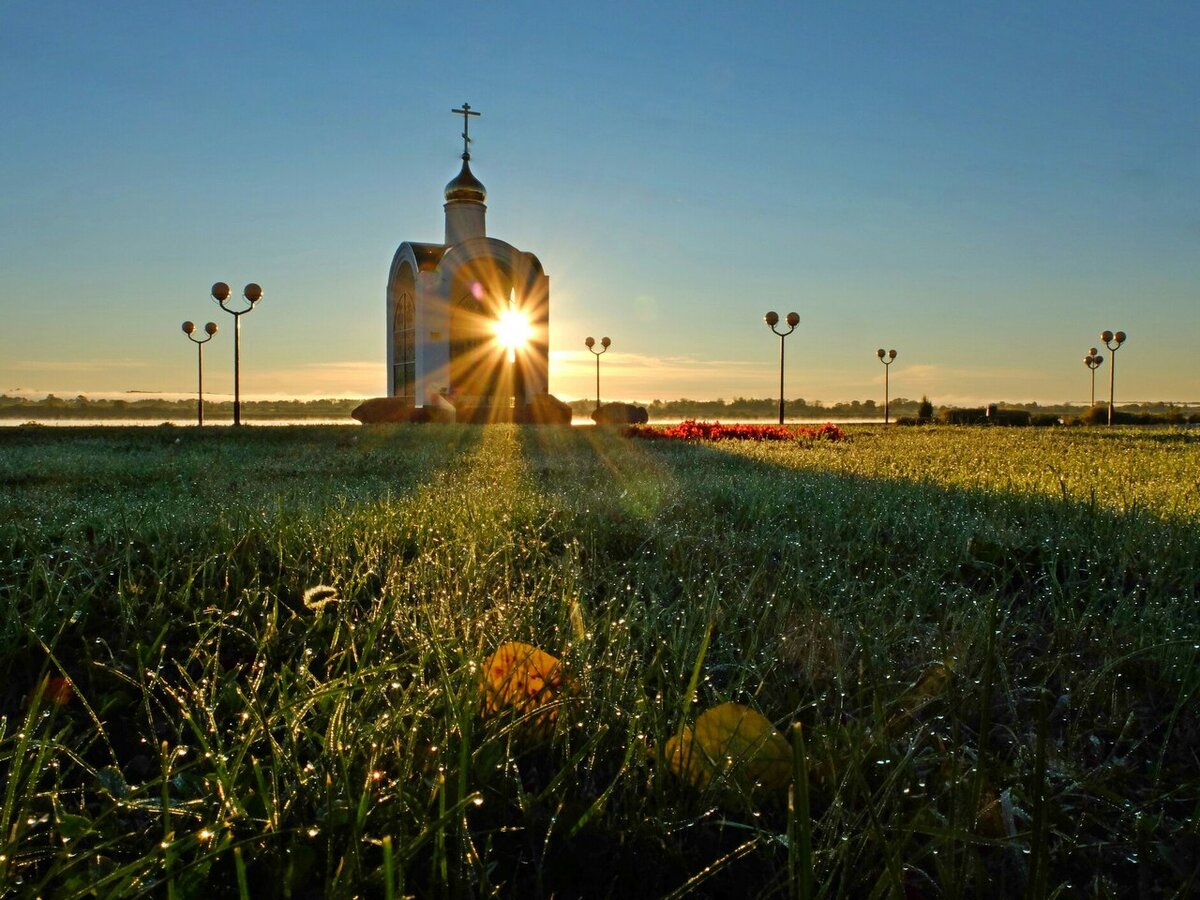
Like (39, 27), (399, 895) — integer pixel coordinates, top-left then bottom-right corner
(624, 419), (846, 442)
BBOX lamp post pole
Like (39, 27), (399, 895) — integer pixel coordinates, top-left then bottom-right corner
(181, 321), (218, 426)
(764, 311), (799, 425)
(1084, 348), (1104, 409)
(876, 348), (897, 424)
(212, 282), (263, 426)
(585, 336), (610, 412)
(1099, 330), (1127, 426)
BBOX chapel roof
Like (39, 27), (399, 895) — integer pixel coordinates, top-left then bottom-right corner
(408, 243), (447, 272)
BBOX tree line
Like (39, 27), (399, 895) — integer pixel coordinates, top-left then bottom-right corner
(0, 395), (361, 420)
(3, 393), (1195, 422)
(567, 397), (1198, 420)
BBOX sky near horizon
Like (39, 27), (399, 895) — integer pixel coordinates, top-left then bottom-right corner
(1, 2), (1197, 407)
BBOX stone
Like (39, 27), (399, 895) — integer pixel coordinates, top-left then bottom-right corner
(525, 393), (572, 425)
(351, 397), (429, 424)
(427, 393), (457, 423)
(591, 402), (648, 426)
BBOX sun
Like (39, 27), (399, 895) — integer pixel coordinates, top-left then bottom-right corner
(494, 307), (533, 354)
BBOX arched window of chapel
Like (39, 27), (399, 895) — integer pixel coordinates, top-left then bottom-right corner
(392, 291), (416, 404)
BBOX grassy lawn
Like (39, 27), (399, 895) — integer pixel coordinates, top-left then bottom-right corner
(1, 424), (1197, 898)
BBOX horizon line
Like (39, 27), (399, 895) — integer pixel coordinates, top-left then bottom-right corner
(4, 390), (1199, 408)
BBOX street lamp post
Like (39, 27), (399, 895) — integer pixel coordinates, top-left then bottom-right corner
(1099, 330), (1127, 426)
(585, 336), (611, 412)
(1084, 348), (1104, 409)
(181, 321), (218, 426)
(876, 348), (897, 424)
(764, 311), (799, 425)
(212, 282), (263, 426)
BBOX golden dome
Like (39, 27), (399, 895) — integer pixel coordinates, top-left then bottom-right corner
(444, 157), (486, 203)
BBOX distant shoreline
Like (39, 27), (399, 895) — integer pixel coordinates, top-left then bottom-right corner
(4, 394), (1198, 426)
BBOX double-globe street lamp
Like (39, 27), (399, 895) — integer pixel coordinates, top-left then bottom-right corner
(1084, 348), (1104, 409)
(585, 336), (611, 412)
(212, 282), (263, 426)
(764, 311), (799, 425)
(876, 348), (897, 424)
(181, 321), (218, 426)
(1099, 330), (1127, 427)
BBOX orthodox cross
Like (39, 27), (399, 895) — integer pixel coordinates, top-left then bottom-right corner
(451, 102), (481, 159)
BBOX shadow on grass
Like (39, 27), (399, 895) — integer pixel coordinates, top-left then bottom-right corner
(0, 424), (485, 686)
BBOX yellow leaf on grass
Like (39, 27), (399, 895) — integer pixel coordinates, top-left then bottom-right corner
(976, 783), (1008, 838)
(480, 641), (566, 728)
(664, 726), (714, 788)
(906, 661), (953, 706)
(666, 702), (792, 792)
(887, 661), (953, 736)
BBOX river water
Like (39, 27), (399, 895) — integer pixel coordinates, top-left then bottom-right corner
(0, 418), (356, 427)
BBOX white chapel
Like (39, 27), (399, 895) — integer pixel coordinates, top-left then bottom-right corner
(385, 104), (550, 421)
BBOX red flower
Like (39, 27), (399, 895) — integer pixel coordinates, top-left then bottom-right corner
(624, 420), (845, 444)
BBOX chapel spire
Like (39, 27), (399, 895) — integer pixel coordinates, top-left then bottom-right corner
(443, 102), (487, 244)
(451, 102), (480, 161)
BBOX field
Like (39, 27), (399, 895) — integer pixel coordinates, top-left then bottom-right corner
(1, 424), (1198, 898)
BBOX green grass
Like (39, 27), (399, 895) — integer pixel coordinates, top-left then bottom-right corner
(1, 424), (1198, 898)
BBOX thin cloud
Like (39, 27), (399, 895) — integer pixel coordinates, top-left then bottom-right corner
(550, 349), (771, 401)
(240, 360), (382, 399)
(547, 352), (1078, 406)
(7, 359), (151, 372)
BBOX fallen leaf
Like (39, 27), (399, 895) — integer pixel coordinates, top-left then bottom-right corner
(666, 702), (792, 792)
(976, 784), (1006, 838)
(480, 642), (566, 733)
(664, 726), (714, 788)
(31, 675), (73, 707)
(887, 661), (953, 736)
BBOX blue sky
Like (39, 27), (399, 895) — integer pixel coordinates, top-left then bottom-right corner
(1, 1), (1197, 405)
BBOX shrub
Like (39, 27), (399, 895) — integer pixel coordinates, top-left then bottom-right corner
(1081, 405), (1187, 426)
(990, 408), (1032, 426)
(939, 407), (986, 425)
(938, 407), (1031, 426)
(917, 396), (934, 422)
